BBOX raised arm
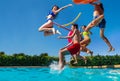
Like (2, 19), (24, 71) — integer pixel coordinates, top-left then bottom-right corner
(53, 22), (71, 31)
(55, 4), (72, 13)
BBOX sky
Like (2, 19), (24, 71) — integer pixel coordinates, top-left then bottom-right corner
(0, 0), (120, 57)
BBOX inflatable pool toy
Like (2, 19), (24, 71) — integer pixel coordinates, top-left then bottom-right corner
(62, 12), (81, 27)
(73, 0), (98, 4)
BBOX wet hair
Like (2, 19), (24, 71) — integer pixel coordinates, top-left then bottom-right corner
(99, 3), (104, 11)
(52, 5), (59, 10)
(51, 5), (59, 18)
(72, 24), (78, 29)
(81, 25), (86, 31)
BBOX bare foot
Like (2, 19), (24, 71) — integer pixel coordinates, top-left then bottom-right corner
(83, 57), (87, 64)
(59, 63), (64, 70)
(73, 61), (78, 64)
(44, 31), (53, 36)
(52, 28), (56, 34)
(84, 59), (87, 64)
(108, 47), (115, 52)
(90, 51), (93, 56)
(87, 50), (93, 56)
(56, 30), (62, 35)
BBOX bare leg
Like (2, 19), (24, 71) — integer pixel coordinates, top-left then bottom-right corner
(41, 27), (53, 31)
(59, 48), (70, 69)
(100, 28), (115, 52)
(71, 56), (75, 61)
(73, 50), (87, 64)
(81, 45), (93, 56)
(72, 50), (80, 64)
(86, 48), (93, 56)
(44, 31), (53, 36)
(80, 38), (93, 56)
(77, 55), (87, 64)
(80, 38), (90, 45)
(73, 55), (78, 64)
(85, 15), (104, 31)
(38, 20), (53, 31)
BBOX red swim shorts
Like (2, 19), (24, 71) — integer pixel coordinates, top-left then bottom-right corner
(67, 43), (80, 55)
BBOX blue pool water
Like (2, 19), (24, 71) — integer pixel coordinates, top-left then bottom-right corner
(0, 67), (120, 81)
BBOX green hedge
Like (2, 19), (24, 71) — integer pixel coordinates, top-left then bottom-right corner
(0, 52), (120, 66)
(70, 54), (120, 66)
(0, 52), (58, 66)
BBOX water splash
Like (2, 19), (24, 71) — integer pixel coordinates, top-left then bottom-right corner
(49, 61), (65, 74)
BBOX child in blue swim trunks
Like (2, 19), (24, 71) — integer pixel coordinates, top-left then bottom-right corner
(94, 16), (106, 28)
(85, 1), (114, 52)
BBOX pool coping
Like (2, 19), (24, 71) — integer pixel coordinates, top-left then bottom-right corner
(0, 65), (120, 68)
(71, 65), (120, 69)
(0, 66), (48, 68)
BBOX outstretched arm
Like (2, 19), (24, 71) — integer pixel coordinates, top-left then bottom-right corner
(55, 4), (72, 13)
(58, 29), (76, 39)
(53, 22), (71, 31)
(60, 42), (73, 50)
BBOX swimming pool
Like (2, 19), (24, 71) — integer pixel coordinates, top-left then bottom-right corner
(0, 67), (120, 81)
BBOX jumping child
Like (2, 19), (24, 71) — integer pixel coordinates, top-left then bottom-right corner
(38, 4), (72, 36)
(85, 1), (114, 52)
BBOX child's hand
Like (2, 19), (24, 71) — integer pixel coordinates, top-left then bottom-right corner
(89, 2), (93, 4)
(58, 36), (62, 39)
(60, 47), (66, 50)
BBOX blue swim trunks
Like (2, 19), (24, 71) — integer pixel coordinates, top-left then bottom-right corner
(94, 16), (106, 28)
(46, 18), (53, 22)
